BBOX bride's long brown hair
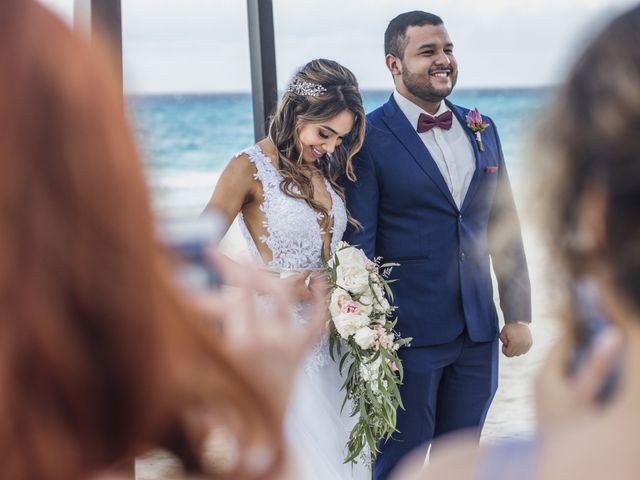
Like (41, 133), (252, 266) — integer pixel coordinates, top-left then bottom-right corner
(268, 59), (366, 229)
(0, 1), (283, 479)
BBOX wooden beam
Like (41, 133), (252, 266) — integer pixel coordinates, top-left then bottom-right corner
(74, 0), (123, 92)
(246, 0), (278, 141)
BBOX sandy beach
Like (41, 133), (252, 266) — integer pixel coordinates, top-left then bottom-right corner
(137, 188), (560, 478)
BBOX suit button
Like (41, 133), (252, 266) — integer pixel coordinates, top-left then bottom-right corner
(458, 214), (463, 221)
(459, 252), (466, 261)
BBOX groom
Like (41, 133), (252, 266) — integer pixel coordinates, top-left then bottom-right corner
(344, 11), (532, 479)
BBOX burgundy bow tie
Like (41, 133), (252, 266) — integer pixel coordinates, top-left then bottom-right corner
(417, 110), (453, 133)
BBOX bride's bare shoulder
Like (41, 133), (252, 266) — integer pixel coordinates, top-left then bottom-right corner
(227, 149), (256, 172)
(255, 138), (277, 159)
(227, 139), (276, 175)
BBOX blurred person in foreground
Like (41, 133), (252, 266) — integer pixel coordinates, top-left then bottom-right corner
(394, 4), (640, 480)
(0, 1), (324, 479)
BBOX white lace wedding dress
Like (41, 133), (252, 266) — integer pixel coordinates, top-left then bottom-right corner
(237, 145), (370, 479)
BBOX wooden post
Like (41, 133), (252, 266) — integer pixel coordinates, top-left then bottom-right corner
(73, 0), (123, 92)
(74, 7), (130, 475)
(246, 0), (278, 141)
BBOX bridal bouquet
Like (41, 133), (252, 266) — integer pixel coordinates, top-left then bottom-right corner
(325, 241), (411, 464)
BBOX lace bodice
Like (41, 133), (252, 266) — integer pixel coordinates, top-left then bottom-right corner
(236, 145), (347, 377)
(237, 144), (347, 271)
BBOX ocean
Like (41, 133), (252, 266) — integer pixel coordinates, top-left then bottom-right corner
(133, 88), (559, 476)
(128, 88), (554, 213)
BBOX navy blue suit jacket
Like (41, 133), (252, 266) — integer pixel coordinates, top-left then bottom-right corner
(343, 96), (531, 346)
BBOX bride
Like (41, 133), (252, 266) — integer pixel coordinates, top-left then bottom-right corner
(205, 58), (369, 479)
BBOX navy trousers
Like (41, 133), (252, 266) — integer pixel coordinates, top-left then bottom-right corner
(374, 331), (499, 480)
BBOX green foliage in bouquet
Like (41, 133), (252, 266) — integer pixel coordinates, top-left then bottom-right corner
(324, 242), (412, 464)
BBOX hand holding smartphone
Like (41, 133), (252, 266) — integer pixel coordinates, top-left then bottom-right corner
(158, 209), (227, 291)
(568, 279), (624, 404)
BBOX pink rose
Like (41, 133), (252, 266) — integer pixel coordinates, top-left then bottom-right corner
(370, 324), (383, 350)
(341, 300), (362, 315)
(373, 325), (394, 349)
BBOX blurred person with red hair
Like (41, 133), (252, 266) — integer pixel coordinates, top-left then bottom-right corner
(0, 1), (324, 479)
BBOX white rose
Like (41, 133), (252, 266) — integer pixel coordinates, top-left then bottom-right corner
(332, 312), (369, 338)
(336, 240), (350, 251)
(354, 327), (377, 350)
(335, 245), (366, 269)
(329, 289), (352, 318)
(327, 241), (351, 269)
(336, 267), (369, 295)
(334, 247), (370, 294)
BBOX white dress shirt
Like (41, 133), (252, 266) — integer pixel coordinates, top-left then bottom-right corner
(393, 90), (476, 209)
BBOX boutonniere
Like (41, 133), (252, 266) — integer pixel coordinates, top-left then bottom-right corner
(465, 108), (490, 152)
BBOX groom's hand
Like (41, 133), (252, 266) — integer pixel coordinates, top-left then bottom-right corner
(499, 322), (532, 357)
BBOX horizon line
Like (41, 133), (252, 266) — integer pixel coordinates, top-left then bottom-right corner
(125, 84), (558, 97)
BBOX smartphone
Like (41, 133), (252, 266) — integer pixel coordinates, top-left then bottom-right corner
(568, 279), (623, 404)
(158, 209), (227, 291)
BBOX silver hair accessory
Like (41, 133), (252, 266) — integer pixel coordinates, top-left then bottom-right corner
(287, 79), (327, 97)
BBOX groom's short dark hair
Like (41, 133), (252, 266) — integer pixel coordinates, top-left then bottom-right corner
(385, 11), (444, 59)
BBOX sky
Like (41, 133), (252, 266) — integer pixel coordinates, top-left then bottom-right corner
(40, 0), (639, 94)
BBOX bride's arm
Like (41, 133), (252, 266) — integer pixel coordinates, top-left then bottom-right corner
(200, 153), (264, 287)
(203, 154), (314, 300)
(204, 152), (256, 229)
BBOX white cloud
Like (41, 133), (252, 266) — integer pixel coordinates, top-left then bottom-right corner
(38, 0), (73, 22)
(37, 0), (638, 93)
(122, 1), (251, 94)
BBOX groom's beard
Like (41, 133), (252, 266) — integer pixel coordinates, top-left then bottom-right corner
(402, 68), (457, 103)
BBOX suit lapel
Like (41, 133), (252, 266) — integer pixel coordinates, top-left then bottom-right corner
(449, 102), (483, 213)
(381, 97), (457, 211)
